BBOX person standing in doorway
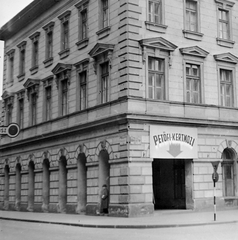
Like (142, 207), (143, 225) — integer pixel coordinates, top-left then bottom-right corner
(100, 184), (109, 215)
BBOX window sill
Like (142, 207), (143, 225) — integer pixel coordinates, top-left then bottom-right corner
(216, 38), (235, 48)
(183, 30), (203, 41)
(223, 197), (238, 200)
(145, 21), (167, 33)
(76, 38), (89, 50)
(30, 66), (38, 75)
(58, 48), (70, 59)
(96, 26), (111, 40)
(43, 57), (54, 68)
(17, 73), (25, 82)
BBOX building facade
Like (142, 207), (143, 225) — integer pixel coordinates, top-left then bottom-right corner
(0, 0), (238, 217)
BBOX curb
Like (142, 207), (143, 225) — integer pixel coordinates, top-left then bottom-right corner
(1, 217), (237, 229)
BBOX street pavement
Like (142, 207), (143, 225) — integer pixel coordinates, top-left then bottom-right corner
(0, 208), (238, 229)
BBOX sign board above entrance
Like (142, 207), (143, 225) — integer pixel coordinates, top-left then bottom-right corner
(150, 125), (198, 159)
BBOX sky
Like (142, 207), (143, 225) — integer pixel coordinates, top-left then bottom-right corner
(0, 0), (33, 99)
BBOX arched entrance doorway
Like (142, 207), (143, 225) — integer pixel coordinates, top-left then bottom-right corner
(222, 148), (236, 197)
(58, 156), (67, 213)
(76, 153), (87, 213)
(15, 163), (21, 211)
(98, 150), (110, 190)
(27, 160), (35, 211)
(42, 158), (50, 212)
(4, 165), (10, 210)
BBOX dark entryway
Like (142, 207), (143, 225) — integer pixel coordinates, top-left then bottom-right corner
(152, 159), (189, 209)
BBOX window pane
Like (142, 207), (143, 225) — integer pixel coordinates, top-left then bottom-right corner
(186, 64), (200, 103)
(148, 57), (165, 100)
(186, 0), (197, 31)
(148, 57), (154, 70)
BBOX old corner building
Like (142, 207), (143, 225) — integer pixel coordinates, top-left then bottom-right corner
(0, 0), (238, 217)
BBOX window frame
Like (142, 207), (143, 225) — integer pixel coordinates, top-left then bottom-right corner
(96, 0), (111, 39)
(185, 62), (202, 104)
(147, 56), (166, 100)
(218, 65), (235, 108)
(42, 76), (53, 122)
(74, 59), (89, 111)
(139, 38), (177, 101)
(17, 90), (25, 129)
(45, 86), (52, 121)
(6, 49), (15, 85)
(5, 98), (13, 126)
(214, 52), (238, 108)
(89, 43), (114, 105)
(31, 92), (37, 126)
(75, 0), (89, 49)
(100, 61), (110, 104)
(17, 41), (27, 81)
(180, 46), (209, 104)
(145, 0), (167, 33)
(43, 21), (55, 67)
(102, 0), (109, 29)
(58, 11), (71, 59)
(214, 0), (235, 48)
(52, 63), (72, 117)
(61, 79), (68, 116)
(183, 0), (203, 41)
(29, 32), (40, 74)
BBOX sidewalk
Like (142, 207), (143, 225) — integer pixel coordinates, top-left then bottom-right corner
(0, 208), (238, 229)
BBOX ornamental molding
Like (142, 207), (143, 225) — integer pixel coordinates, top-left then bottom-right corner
(179, 46), (209, 58)
(213, 52), (238, 64)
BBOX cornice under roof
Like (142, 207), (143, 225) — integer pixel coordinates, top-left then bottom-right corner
(0, 0), (61, 40)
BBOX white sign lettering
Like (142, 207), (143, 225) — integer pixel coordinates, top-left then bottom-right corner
(150, 125), (198, 159)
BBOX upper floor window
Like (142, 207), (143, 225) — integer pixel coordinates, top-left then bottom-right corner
(29, 32), (40, 74)
(185, 0), (198, 31)
(100, 62), (109, 104)
(45, 86), (52, 121)
(75, 0), (89, 49)
(102, 0), (109, 29)
(214, 52), (238, 107)
(183, 0), (203, 41)
(79, 71), (87, 110)
(148, 57), (165, 100)
(74, 59), (89, 111)
(180, 46), (209, 104)
(97, 0), (110, 39)
(23, 79), (40, 126)
(63, 21), (69, 50)
(145, 0), (167, 33)
(139, 37), (177, 100)
(186, 63), (200, 104)
(52, 63), (72, 117)
(148, 0), (162, 24)
(219, 9), (229, 39)
(42, 76), (53, 121)
(89, 43), (114, 105)
(220, 69), (233, 107)
(17, 41), (27, 81)
(43, 21), (55, 67)
(58, 11), (71, 59)
(6, 49), (15, 85)
(215, 0), (235, 48)
(17, 90), (25, 129)
(31, 92), (37, 125)
(4, 96), (14, 125)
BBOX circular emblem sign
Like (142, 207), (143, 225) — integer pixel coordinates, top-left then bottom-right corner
(7, 123), (20, 138)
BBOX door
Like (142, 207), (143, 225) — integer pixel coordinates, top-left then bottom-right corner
(152, 159), (186, 209)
